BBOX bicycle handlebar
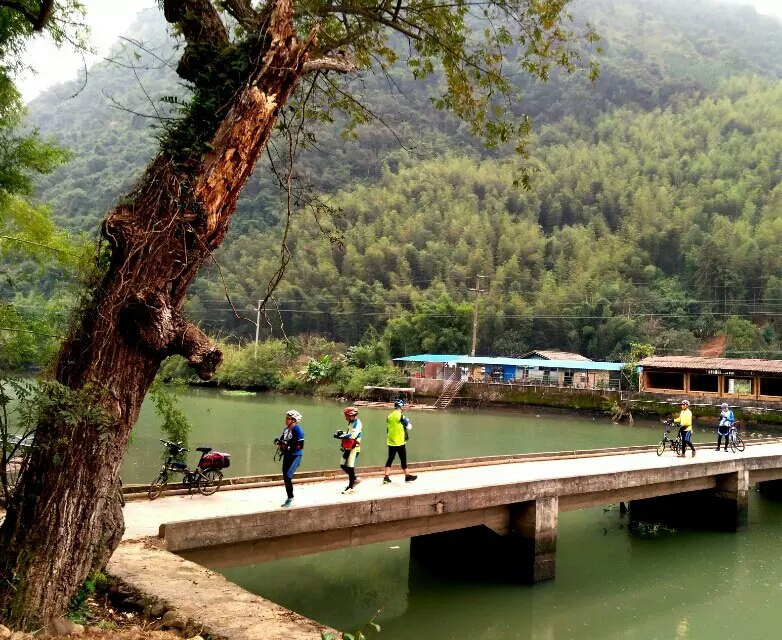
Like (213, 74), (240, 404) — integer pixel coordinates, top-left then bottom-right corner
(160, 439), (189, 452)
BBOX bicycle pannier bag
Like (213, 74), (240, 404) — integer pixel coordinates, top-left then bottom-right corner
(200, 452), (231, 469)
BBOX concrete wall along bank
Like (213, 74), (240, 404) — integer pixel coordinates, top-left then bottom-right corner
(410, 378), (618, 411)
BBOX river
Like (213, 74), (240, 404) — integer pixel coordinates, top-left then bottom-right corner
(124, 388), (671, 483)
(126, 389), (782, 639)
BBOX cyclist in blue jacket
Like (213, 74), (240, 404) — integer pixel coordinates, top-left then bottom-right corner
(274, 409), (305, 507)
(716, 403), (735, 452)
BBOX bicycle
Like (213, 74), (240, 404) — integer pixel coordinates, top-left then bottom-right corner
(147, 439), (230, 500)
(656, 419), (682, 456)
(2, 433), (33, 495)
(728, 422), (745, 453)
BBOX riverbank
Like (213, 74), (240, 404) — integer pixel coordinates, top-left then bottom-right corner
(160, 374), (782, 427)
(404, 379), (782, 426)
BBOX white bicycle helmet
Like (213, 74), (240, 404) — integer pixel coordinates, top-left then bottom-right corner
(286, 409), (302, 422)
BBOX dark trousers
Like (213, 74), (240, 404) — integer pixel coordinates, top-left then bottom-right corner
(282, 455), (301, 499)
(385, 445), (408, 469)
(717, 427), (730, 450)
(681, 430), (695, 454)
(340, 464), (356, 488)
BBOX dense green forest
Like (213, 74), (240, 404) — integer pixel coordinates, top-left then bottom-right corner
(6, 0), (782, 368)
(27, 0), (782, 233)
(190, 77), (782, 360)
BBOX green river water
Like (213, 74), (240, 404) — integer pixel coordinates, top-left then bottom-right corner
(127, 389), (782, 640)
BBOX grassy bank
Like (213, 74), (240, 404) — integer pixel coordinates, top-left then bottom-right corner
(158, 336), (407, 398)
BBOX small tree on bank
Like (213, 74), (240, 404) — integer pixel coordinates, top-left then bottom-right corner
(0, 0), (598, 626)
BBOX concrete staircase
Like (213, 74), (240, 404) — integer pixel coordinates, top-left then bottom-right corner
(434, 373), (465, 409)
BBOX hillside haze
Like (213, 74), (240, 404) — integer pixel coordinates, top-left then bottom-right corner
(23, 0), (782, 360)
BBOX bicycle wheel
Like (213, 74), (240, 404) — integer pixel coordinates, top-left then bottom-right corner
(198, 469), (223, 496)
(656, 439), (666, 456)
(736, 435), (745, 452)
(147, 472), (168, 500)
(672, 439), (681, 455)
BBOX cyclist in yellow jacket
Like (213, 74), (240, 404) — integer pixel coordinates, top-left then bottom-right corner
(673, 399), (695, 458)
(383, 399), (417, 484)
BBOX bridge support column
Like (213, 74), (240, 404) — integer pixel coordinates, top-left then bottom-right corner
(409, 498), (559, 583)
(509, 497), (558, 582)
(714, 470), (749, 531)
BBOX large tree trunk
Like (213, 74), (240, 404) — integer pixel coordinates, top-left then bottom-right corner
(0, 0), (314, 627)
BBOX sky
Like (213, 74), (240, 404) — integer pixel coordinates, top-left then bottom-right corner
(17, 0), (157, 102)
(13, 0), (782, 103)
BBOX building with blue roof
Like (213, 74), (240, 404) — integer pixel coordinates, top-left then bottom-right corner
(394, 353), (625, 390)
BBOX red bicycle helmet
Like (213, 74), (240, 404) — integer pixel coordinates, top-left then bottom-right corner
(344, 406), (359, 418)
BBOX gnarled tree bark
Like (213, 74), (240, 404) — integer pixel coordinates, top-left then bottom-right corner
(0, 0), (315, 626)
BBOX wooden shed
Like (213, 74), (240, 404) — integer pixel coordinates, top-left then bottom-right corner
(638, 356), (782, 402)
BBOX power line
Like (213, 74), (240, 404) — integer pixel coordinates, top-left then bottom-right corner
(182, 309), (782, 320)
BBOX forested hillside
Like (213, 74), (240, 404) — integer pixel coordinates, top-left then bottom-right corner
(28, 0), (782, 232)
(189, 78), (782, 359)
(16, 0), (782, 362)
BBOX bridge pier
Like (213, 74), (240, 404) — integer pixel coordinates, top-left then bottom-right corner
(410, 497), (558, 583)
(714, 470), (749, 531)
(509, 497), (558, 582)
(630, 471), (749, 531)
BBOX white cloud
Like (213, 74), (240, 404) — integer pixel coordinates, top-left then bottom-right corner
(16, 0), (157, 103)
(728, 0), (782, 20)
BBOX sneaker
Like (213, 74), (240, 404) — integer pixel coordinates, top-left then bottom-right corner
(341, 487), (355, 495)
(691, 450), (696, 457)
(405, 474), (418, 482)
(281, 498), (294, 508)
(383, 476), (392, 484)
(715, 447), (721, 451)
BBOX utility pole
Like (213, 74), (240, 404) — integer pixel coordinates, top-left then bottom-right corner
(470, 275), (485, 357)
(254, 299), (262, 356)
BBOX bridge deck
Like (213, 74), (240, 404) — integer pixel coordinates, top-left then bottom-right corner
(124, 442), (782, 563)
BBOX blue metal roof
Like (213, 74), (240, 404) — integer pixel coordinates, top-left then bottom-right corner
(393, 354), (463, 363)
(394, 354), (625, 371)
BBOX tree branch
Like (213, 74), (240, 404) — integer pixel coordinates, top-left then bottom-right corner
(219, 0), (262, 29)
(0, 0), (52, 31)
(33, 0), (52, 30)
(122, 290), (223, 380)
(163, 0), (229, 81)
(163, 0), (229, 45)
(303, 55), (358, 74)
(315, 6), (422, 41)
(174, 322), (223, 380)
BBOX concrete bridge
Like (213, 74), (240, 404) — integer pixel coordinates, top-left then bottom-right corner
(123, 441), (782, 583)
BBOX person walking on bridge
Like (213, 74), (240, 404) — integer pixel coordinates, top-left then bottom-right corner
(384, 399), (417, 484)
(274, 409), (305, 507)
(673, 399), (695, 458)
(336, 406), (362, 494)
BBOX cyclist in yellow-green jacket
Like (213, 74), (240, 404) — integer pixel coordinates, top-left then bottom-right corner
(383, 399), (417, 484)
(673, 399), (695, 458)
